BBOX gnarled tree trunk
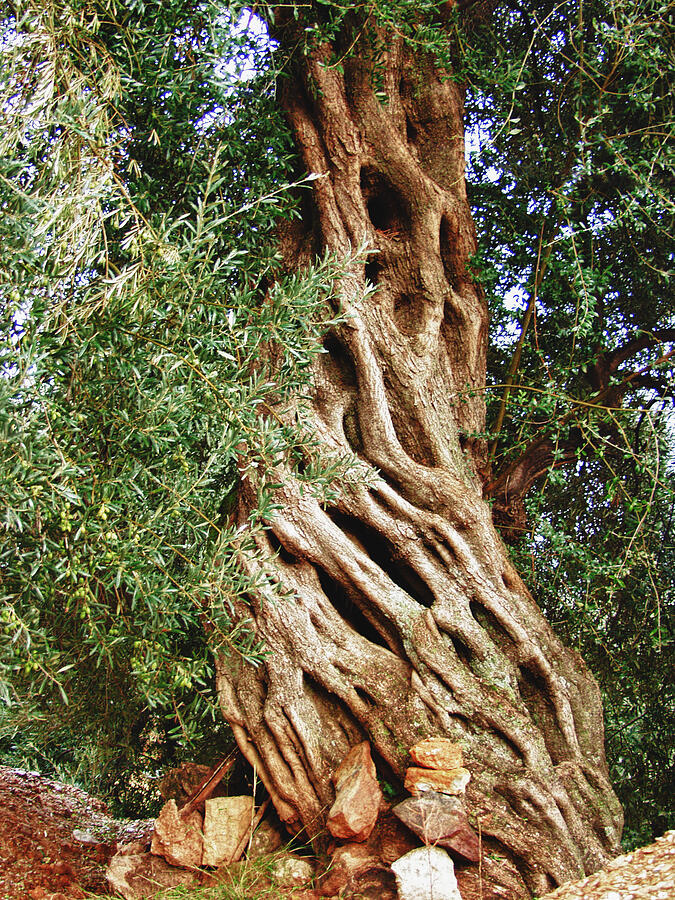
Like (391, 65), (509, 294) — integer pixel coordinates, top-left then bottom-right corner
(215, 20), (622, 897)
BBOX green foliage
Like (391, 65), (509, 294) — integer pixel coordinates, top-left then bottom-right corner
(0, 0), (360, 784)
(462, 0), (674, 845)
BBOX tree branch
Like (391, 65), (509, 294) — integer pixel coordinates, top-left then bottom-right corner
(605, 329), (675, 376)
(487, 338), (675, 538)
(488, 147), (578, 463)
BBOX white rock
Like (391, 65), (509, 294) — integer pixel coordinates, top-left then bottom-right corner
(391, 846), (462, 900)
(202, 795), (254, 867)
(270, 853), (315, 887)
(72, 829), (98, 844)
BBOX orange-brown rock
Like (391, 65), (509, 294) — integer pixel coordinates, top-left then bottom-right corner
(327, 742), (383, 843)
(409, 738), (463, 771)
(320, 843), (397, 899)
(319, 843), (378, 896)
(404, 766), (470, 796)
(109, 841), (198, 898)
(150, 800), (203, 868)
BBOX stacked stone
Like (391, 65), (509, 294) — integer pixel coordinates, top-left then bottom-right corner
(387, 738), (480, 900)
(404, 738), (470, 797)
(393, 738), (480, 864)
(320, 738), (480, 899)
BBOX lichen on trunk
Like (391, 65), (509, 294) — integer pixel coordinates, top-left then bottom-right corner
(215, 19), (622, 897)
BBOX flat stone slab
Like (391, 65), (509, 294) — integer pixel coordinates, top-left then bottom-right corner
(409, 738), (463, 770)
(202, 795), (254, 867)
(404, 765), (470, 796)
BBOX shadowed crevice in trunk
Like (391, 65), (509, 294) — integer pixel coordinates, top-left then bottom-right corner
(315, 564), (395, 653)
(361, 166), (408, 237)
(327, 508), (436, 609)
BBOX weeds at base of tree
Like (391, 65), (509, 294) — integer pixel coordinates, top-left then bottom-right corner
(83, 846), (315, 900)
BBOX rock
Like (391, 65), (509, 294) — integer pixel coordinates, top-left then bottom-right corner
(320, 843), (380, 895)
(159, 762), (212, 801)
(342, 867), (397, 899)
(404, 765), (470, 796)
(246, 817), (284, 859)
(71, 829), (98, 844)
(391, 846), (462, 900)
(150, 799), (203, 868)
(320, 843), (398, 899)
(107, 842), (197, 900)
(269, 853), (315, 887)
(48, 860), (75, 878)
(409, 737), (463, 770)
(393, 791), (480, 862)
(376, 810), (419, 865)
(202, 795), (254, 867)
(327, 742), (383, 842)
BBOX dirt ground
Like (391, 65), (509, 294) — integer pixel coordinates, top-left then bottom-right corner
(541, 830), (675, 900)
(0, 765), (151, 900)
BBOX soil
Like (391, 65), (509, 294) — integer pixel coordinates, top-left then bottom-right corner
(0, 766), (152, 900)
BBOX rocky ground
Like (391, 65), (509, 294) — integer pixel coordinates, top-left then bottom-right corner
(0, 765), (151, 899)
(0, 763), (673, 900)
(540, 831), (675, 900)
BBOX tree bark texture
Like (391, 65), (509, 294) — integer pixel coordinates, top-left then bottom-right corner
(215, 23), (622, 897)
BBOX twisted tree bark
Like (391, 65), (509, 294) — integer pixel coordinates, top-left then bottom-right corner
(215, 21), (622, 897)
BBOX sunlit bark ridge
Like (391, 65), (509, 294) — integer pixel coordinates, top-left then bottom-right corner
(215, 21), (622, 897)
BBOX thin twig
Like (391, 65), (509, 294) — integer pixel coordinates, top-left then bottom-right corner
(179, 751), (238, 819)
(478, 819), (483, 900)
